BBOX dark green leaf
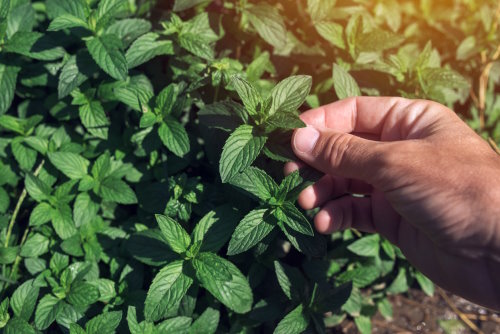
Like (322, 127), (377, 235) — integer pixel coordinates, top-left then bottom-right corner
(227, 208), (275, 255)
(155, 214), (191, 254)
(219, 125), (267, 183)
(86, 34), (128, 81)
(144, 260), (193, 322)
(193, 252), (253, 313)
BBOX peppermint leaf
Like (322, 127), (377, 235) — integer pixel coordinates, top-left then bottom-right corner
(227, 208), (275, 255)
(126, 32), (174, 69)
(144, 260), (193, 322)
(229, 167), (278, 202)
(275, 202), (314, 236)
(274, 304), (309, 334)
(193, 252), (253, 313)
(332, 64), (361, 99)
(219, 125), (267, 183)
(155, 214), (191, 254)
(86, 34), (128, 81)
(269, 75), (312, 116)
(48, 152), (89, 179)
(158, 117), (190, 157)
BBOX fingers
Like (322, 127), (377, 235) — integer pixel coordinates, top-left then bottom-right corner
(299, 97), (449, 141)
(314, 196), (376, 234)
(292, 126), (386, 182)
(284, 162), (373, 210)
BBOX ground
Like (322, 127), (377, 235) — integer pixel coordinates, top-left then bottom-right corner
(334, 288), (500, 334)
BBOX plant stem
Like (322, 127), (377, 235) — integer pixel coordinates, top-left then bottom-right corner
(4, 160), (45, 248)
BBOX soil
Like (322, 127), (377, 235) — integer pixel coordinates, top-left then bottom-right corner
(332, 288), (500, 334)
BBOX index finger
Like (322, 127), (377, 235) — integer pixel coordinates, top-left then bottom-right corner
(300, 97), (436, 140)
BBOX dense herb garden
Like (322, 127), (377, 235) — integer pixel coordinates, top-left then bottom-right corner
(0, 0), (499, 332)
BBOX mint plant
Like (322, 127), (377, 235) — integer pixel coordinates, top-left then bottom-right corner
(0, 0), (497, 333)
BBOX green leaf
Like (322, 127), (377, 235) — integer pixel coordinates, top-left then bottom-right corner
(264, 111), (305, 132)
(0, 187), (8, 213)
(227, 208), (275, 255)
(20, 233), (49, 258)
(354, 315), (371, 334)
(192, 205), (240, 253)
(48, 152), (89, 179)
(332, 64), (361, 99)
(269, 75), (312, 116)
(35, 295), (61, 330)
(193, 252), (253, 313)
(48, 14), (89, 31)
(279, 221), (326, 257)
(315, 21), (345, 49)
(95, 0), (127, 31)
(307, 0), (335, 22)
(387, 268), (408, 294)
(219, 125), (267, 183)
(230, 76), (261, 116)
(158, 117), (190, 157)
(3, 31), (65, 61)
(415, 271), (434, 296)
(377, 298), (393, 320)
(155, 214), (191, 254)
(85, 311), (122, 334)
(99, 177), (137, 204)
(45, 0), (89, 20)
(79, 100), (110, 139)
(0, 247), (18, 264)
(275, 202), (313, 236)
(347, 234), (380, 257)
(127, 229), (179, 266)
(70, 323), (86, 334)
(246, 4), (287, 49)
(126, 32), (174, 69)
(11, 280), (39, 320)
(4, 317), (35, 334)
(51, 204), (77, 240)
(144, 260), (193, 322)
(106, 18), (152, 47)
(86, 34), (128, 81)
(73, 192), (99, 227)
(12, 138), (37, 171)
(274, 304), (309, 334)
(25, 173), (51, 202)
(173, 0), (211, 11)
(0, 64), (18, 115)
(229, 167), (278, 201)
(58, 52), (96, 98)
(157, 316), (192, 333)
(188, 307), (219, 334)
(274, 261), (306, 301)
(67, 282), (100, 307)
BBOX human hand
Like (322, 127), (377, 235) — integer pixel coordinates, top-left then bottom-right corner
(287, 97), (500, 310)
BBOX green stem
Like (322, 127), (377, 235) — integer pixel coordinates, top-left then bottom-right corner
(8, 227), (30, 283)
(4, 160), (45, 248)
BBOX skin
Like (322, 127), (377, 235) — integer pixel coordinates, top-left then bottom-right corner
(287, 97), (500, 311)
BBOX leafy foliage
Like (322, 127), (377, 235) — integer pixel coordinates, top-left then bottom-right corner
(0, 0), (498, 332)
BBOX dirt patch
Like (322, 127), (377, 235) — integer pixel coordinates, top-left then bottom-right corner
(332, 288), (500, 333)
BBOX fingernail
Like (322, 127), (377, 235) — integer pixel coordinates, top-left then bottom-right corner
(294, 127), (319, 153)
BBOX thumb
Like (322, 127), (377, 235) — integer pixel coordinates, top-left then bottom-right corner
(291, 126), (385, 182)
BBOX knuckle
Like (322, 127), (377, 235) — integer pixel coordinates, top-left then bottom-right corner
(317, 133), (355, 170)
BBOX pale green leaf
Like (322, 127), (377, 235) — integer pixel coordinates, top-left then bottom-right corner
(332, 64), (361, 99)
